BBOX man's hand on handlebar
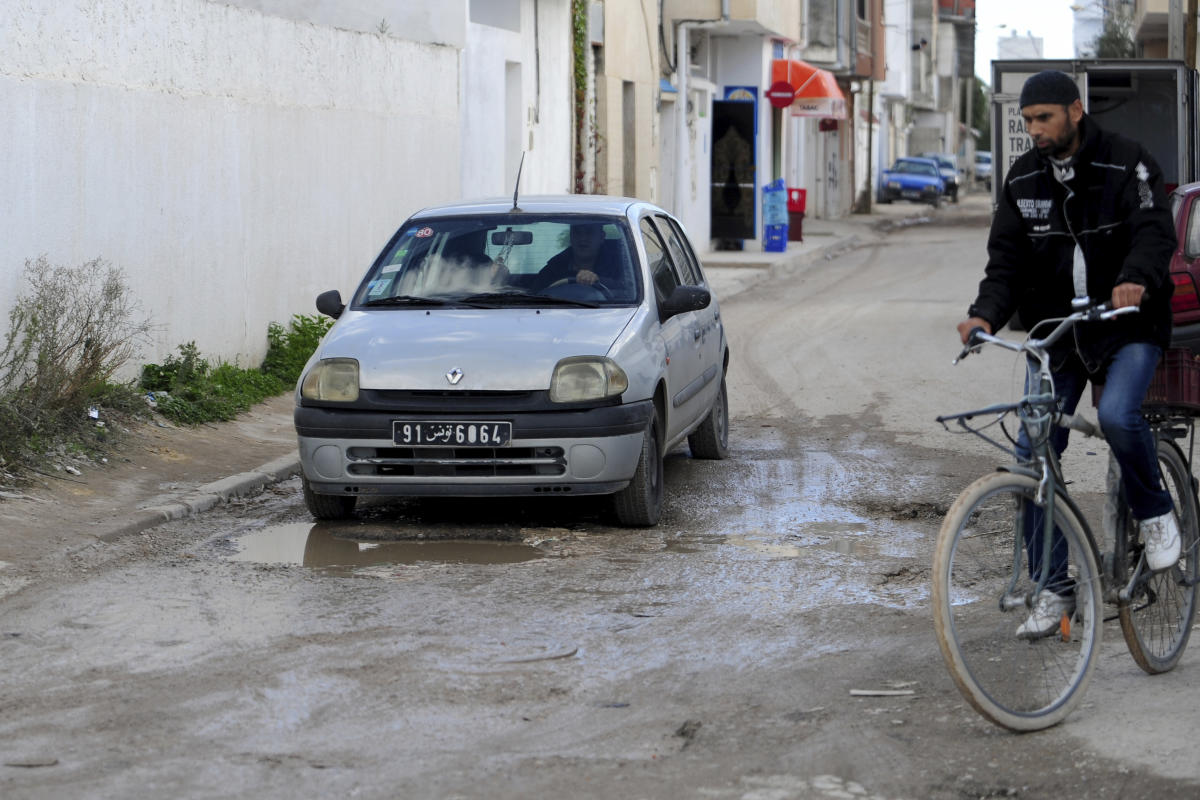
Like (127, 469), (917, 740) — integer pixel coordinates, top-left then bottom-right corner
(1111, 281), (1145, 310)
(957, 317), (992, 345)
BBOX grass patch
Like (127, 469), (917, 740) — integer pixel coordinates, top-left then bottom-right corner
(140, 314), (330, 426)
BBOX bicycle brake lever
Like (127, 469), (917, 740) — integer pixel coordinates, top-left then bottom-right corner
(952, 327), (987, 365)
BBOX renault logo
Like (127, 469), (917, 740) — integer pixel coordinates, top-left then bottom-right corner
(446, 367), (464, 385)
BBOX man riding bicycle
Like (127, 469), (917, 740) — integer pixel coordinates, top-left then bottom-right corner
(956, 70), (1181, 637)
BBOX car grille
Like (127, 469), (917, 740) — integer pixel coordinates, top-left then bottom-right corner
(345, 446), (566, 477)
(359, 389), (549, 413)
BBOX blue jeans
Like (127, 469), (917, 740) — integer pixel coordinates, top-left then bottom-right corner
(1017, 342), (1172, 593)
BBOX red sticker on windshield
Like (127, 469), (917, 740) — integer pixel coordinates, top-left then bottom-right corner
(415, 226), (434, 238)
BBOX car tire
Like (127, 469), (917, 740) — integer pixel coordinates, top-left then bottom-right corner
(877, 194), (892, 205)
(302, 475), (357, 520)
(688, 377), (730, 460)
(612, 414), (664, 527)
(930, 194), (941, 210)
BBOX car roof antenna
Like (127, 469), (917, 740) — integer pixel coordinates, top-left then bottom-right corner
(511, 152), (525, 213)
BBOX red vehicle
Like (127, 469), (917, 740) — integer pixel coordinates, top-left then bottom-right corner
(1169, 182), (1200, 350)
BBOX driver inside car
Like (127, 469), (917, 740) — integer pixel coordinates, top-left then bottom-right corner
(531, 222), (626, 294)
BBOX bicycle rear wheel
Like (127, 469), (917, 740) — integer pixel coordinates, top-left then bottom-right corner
(1118, 438), (1200, 674)
(932, 471), (1103, 731)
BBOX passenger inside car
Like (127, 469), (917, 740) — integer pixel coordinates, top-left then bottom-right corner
(439, 230), (512, 292)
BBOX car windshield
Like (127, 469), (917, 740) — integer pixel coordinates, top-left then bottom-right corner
(353, 214), (641, 308)
(976, 152), (991, 164)
(893, 160), (937, 177)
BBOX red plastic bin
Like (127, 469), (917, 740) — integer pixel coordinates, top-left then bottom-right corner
(1145, 349), (1200, 409)
(787, 188), (805, 242)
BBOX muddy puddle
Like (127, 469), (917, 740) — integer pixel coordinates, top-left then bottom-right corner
(226, 522), (543, 575)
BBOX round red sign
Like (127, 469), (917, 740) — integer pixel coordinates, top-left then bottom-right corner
(766, 80), (795, 109)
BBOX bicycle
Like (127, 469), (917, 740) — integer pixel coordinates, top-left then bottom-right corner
(931, 301), (1200, 731)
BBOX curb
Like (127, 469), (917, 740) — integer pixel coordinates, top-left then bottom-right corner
(97, 454), (302, 543)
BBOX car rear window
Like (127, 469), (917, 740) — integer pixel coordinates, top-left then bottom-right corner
(355, 214), (641, 307)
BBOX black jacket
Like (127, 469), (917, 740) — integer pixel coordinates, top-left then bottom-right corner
(531, 242), (631, 293)
(968, 114), (1176, 373)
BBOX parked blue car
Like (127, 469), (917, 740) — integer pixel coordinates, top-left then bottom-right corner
(878, 157), (945, 208)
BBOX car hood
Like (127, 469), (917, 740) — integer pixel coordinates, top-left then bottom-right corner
(317, 307), (638, 390)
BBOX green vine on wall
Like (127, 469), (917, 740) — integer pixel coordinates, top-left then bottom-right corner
(572, 0), (587, 194)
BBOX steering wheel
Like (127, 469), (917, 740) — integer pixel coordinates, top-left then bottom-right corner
(545, 276), (613, 299)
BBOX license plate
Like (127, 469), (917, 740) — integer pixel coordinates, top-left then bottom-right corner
(901, 190), (921, 198)
(392, 420), (512, 447)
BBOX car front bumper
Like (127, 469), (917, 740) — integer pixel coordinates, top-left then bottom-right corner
(295, 400), (653, 496)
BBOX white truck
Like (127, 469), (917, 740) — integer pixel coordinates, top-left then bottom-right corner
(990, 59), (1199, 203)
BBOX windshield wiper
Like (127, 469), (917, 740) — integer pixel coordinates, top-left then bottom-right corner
(459, 291), (600, 308)
(361, 295), (449, 307)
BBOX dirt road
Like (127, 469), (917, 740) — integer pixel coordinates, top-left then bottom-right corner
(2, 206), (1198, 798)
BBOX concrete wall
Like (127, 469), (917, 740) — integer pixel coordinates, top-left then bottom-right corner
(2, 0), (462, 371)
(461, 0), (573, 199)
(221, 0), (466, 46)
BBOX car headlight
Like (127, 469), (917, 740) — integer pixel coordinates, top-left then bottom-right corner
(549, 357), (628, 403)
(301, 358), (360, 402)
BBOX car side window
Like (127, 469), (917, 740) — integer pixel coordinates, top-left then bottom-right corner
(639, 217), (681, 300)
(654, 216), (703, 286)
(1187, 200), (1200, 259)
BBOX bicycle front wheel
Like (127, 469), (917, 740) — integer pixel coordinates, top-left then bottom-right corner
(932, 471), (1103, 731)
(1118, 438), (1200, 674)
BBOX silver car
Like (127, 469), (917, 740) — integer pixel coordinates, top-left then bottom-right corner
(295, 195), (730, 526)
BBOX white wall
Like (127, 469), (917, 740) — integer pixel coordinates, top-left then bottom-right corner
(461, 0), (573, 199)
(220, 0), (467, 46)
(881, 0), (912, 100)
(2, 0), (462, 370)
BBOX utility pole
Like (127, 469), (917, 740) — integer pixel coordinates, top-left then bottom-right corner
(1170, 0), (1184, 60)
(1188, 0), (1198, 67)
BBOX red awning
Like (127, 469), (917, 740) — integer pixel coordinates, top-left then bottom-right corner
(769, 59), (847, 119)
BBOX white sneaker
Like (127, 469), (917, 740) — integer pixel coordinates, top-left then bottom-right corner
(1141, 512), (1181, 572)
(1016, 590), (1075, 639)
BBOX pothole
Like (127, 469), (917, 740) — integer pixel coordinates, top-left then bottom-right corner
(225, 522), (543, 574)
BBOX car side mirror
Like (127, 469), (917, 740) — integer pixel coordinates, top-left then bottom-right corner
(316, 289), (345, 319)
(660, 285), (711, 319)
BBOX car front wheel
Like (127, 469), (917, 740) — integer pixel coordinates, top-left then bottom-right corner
(302, 475), (357, 520)
(688, 377), (729, 459)
(612, 414), (664, 527)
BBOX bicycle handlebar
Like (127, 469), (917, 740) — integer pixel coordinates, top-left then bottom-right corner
(953, 302), (1138, 365)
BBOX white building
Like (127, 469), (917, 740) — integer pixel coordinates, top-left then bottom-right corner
(1, 0), (573, 369)
(997, 30), (1045, 59)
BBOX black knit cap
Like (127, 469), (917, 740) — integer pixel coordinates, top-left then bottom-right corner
(1019, 70), (1081, 108)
